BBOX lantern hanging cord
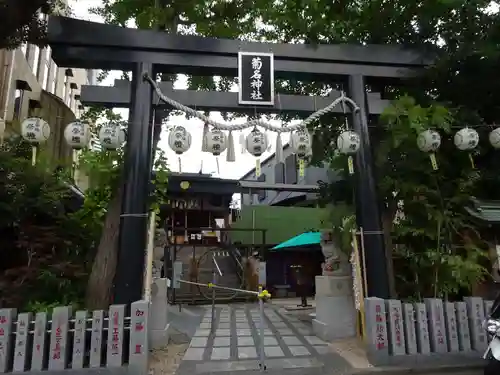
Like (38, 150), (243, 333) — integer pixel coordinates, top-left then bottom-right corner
(143, 73), (360, 133)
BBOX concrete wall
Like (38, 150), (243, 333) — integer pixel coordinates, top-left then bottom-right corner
(240, 145), (338, 206)
(0, 43), (95, 182)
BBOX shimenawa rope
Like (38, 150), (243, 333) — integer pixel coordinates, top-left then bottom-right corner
(143, 73), (360, 133)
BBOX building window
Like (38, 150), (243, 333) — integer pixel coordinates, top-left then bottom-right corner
(274, 163), (284, 183)
(36, 49), (44, 79)
(62, 76), (67, 102)
(87, 70), (95, 85)
(14, 90), (22, 120)
(257, 174), (266, 202)
(50, 64), (58, 94)
(25, 45), (31, 61)
(49, 63), (57, 94)
(42, 60), (50, 90)
(40, 47), (51, 85)
(31, 46), (40, 76)
(285, 155), (297, 184)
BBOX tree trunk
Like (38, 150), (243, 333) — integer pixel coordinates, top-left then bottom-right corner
(382, 211), (397, 298)
(85, 188), (122, 310)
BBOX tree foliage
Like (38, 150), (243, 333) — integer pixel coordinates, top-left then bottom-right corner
(90, 0), (265, 112)
(374, 97), (490, 299)
(0, 0), (68, 49)
(0, 137), (93, 309)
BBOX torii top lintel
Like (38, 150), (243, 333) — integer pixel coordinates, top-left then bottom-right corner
(48, 16), (433, 79)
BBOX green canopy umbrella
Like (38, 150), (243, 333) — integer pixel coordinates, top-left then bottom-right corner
(271, 231), (321, 251)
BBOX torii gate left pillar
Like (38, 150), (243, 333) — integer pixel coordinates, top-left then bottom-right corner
(113, 63), (154, 304)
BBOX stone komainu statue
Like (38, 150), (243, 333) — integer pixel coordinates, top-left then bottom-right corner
(243, 256), (259, 292)
(321, 229), (350, 276)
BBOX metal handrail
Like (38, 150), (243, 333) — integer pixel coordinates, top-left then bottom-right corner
(228, 247), (244, 280)
(232, 247), (243, 270)
(212, 255), (223, 277)
(179, 280), (259, 296)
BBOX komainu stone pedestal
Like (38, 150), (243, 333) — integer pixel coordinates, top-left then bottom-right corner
(150, 278), (170, 348)
(313, 275), (357, 341)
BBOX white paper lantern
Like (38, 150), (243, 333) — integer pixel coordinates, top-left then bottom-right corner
(64, 121), (91, 149)
(290, 128), (312, 159)
(454, 128), (479, 151)
(489, 128), (500, 149)
(21, 117), (50, 143)
(204, 128), (227, 156)
(417, 129), (441, 152)
(245, 128), (268, 157)
(168, 126), (192, 155)
(337, 130), (360, 154)
(98, 123), (125, 150)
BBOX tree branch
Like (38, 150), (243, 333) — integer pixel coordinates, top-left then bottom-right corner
(0, 0), (50, 48)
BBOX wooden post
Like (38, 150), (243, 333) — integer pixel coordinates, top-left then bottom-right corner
(144, 210), (157, 301)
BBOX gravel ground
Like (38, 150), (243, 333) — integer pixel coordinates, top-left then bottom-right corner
(329, 338), (373, 369)
(149, 343), (189, 375)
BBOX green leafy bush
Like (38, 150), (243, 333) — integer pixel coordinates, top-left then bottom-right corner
(0, 137), (95, 310)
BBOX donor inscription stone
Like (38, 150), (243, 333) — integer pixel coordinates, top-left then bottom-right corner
(107, 304), (125, 367)
(13, 312), (31, 372)
(402, 304), (417, 355)
(129, 300), (150, 372)
(414, 303), (430, 354)
(72, 311), (87, 369)
(424, 299), (448, 353)
(364, 298), (389, 360)
(90, 310), (104, 368)
(12, 313), (31, 372)
(31, 312), (48, 371)
(386, 300), (406, 355)
(0, 308), (16, 372)
(48, 306), (71, 370)
(464, 297), (487, 351)
(443, 302), (459, 352)
(455, 302), (472, 352)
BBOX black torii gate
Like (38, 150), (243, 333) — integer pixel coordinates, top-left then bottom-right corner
(47, 16), (431, 305)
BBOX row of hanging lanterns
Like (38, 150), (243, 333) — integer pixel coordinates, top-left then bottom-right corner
(168, 124), (500, 176)
(167, 124), (362, 176)
(20, 118), (126, 150)
(19, 115), (500, 174)
(19, 117), (126, 165)
(417, 127), (500, 170)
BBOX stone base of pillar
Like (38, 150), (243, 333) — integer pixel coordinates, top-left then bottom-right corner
(150, 278), (170, 349)
(313, 275), (357, 341)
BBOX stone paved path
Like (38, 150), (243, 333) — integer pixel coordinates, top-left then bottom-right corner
(175, 304), (352, 375)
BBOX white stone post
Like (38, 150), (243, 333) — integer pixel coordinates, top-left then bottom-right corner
(150, 278), (170, 348)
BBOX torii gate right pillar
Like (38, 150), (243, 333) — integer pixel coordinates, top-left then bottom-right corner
(348, 74), (390, 299)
